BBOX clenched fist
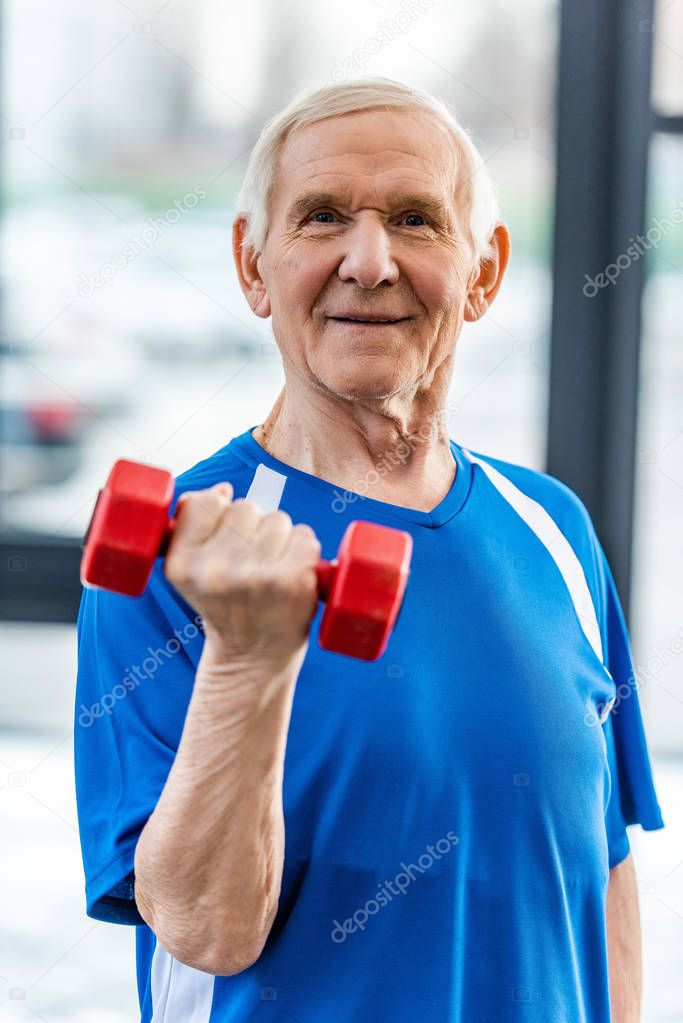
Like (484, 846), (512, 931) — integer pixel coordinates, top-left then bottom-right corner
(164, 482), (322, 666)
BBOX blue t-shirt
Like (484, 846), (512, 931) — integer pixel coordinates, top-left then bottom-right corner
(74, 425), (664, 1022)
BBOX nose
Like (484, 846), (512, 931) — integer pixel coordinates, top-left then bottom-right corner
(337, 216), (400, 289)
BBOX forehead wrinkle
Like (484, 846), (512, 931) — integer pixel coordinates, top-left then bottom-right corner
(271, 113), (464, 220)
(273, 114), (466, 230)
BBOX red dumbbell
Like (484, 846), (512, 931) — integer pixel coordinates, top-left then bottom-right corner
(80, 459), (412, 661)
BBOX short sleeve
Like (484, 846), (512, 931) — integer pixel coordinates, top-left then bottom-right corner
(591, 535), (665, 868)
(74, 559), (205, 924)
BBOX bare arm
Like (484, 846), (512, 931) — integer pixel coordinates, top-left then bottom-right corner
(132, 483), (321, 976)
(134, 645), (304, 975)
(606, 851), (642, 1023)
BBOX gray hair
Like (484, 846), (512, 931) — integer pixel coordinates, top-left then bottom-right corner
(235, 76), (500, 267)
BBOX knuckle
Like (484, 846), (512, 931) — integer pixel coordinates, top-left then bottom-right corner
(214, 481), (233, 497)
(290, 525), (321, 553)
(293, 522), (316, 536)
(175, 491), (197, 513)
(262, 509), (292, 529)
(203, 488), (231, 512)
(202, 488), (232, 515)
(178, 488), (223, 519)
(229, 498), (260, 520)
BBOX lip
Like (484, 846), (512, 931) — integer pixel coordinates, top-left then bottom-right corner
(327, 316), (410, 325)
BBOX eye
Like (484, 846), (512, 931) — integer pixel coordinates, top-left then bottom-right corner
(402, 213), (429, 227)
(305, 210), (434, 228)
(400, 212), (437, 229)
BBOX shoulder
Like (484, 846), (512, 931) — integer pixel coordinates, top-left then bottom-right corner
(462, 444), (596, 540)
(460, 443), (604, 601)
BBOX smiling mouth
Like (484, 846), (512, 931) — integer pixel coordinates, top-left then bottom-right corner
(328, 317), (410, 325)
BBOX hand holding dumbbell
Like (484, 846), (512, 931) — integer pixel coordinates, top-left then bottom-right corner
(80, 460), (412, 661)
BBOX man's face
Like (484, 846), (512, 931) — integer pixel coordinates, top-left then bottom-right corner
(241, 108), (486, 403)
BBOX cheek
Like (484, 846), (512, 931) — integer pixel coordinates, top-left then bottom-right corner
(412, 263), (466, 325)
(277, 244), (332, 314)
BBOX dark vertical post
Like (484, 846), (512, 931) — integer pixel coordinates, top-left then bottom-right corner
(548, 0), (655, 619)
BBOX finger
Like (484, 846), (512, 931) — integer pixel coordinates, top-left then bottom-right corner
(252, 510), (295, 561)
(208, 496), (266, 558)
(172, 482), (233, 547)
(283, 522), (321, 561)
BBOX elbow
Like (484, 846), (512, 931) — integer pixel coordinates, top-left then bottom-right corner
(157, 927), (270, 977)
(150, 924), (269, 977)
(133, 849), (277, 975)
(201, 901), (277, 975)
(134, 882), (274, 977)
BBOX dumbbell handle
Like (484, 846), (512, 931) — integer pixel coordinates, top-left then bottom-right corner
(156, 511), (339, 600)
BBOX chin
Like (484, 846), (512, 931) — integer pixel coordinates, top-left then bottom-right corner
(319, 368), (403, 402)
(310, 343), (414, 400)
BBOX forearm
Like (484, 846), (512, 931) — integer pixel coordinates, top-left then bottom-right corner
(606, 851), (642, 1023)
(134, 644), (304, 975)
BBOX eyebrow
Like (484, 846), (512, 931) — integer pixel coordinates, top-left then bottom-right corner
(286, 190), (454, 228)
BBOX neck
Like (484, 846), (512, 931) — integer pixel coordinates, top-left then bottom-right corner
(252, 379), (458, 514)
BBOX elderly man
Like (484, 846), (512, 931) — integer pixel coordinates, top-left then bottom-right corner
(75, 77), (663, 1023)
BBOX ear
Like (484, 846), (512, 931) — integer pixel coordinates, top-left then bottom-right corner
(463, 222), (511, 323)
(232, 215), (272, 319)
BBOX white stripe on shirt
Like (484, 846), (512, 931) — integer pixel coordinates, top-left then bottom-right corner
(461, 447), (605, 666)
(151, 941), (215, 1022)
(245, 462), (287, 513)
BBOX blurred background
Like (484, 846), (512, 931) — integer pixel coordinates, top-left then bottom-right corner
(0, 0), (681, 1019)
